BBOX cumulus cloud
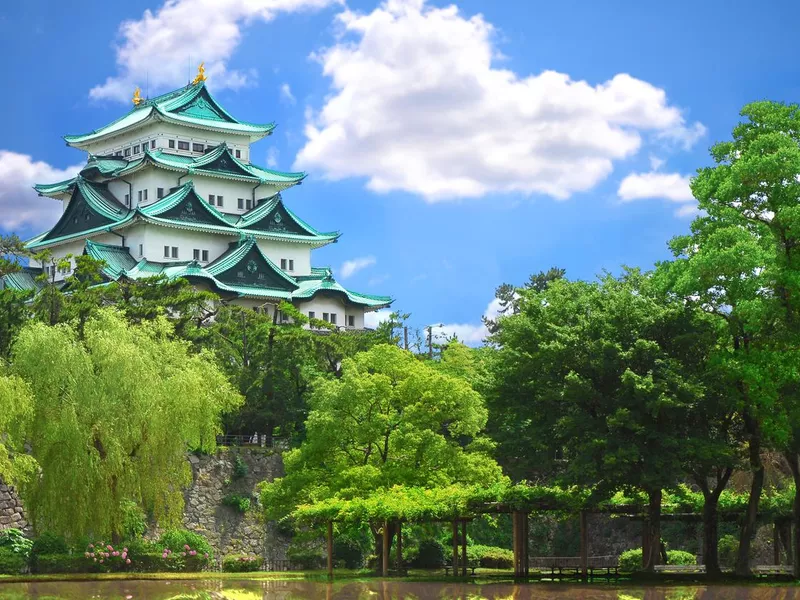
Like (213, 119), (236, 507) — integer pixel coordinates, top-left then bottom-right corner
(90, 0), (340, 102)
(266, 147), (280, 168)
(340, 255), (376, 278)
(618, 172), (693, 203)
(280, 83), (296, 104)
(0, 151), (82, 231)
(295, 0), (705, 201)
(437, 297), (504, 346)
(364, 309), (392, 329)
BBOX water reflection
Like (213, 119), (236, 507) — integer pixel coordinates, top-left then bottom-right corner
(0, 580), (798, 600)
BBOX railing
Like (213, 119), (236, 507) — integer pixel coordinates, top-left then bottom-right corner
(216, 434), (289, 449)
(529, 555), (618, 569)
(207, 559), (300, 572)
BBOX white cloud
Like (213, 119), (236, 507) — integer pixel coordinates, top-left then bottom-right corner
(266, 147), (280, 168)
(340, 256), (376, 279)
(90, 0), (340, 102)
(437, 297), (503, 346)
(364, 309), (392, 329)
(295, 0), (705, 202)
(649, 155), (665, 171)
(280, 83), (296, 104)
(675, 203), (701, 219)
(0, 151), (82, 231)
(618, 171), (694, 203)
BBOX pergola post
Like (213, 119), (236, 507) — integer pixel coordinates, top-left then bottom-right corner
(774, 522), (781, 565)
(579, 509), (588, 580)
(382, 520), (390, 577)
(642, 520), (650, 569)
(461, 520), (468, 576)
(396, 521), (403, 573)
(512, 511), (528, 578)
(326, 521), (333, 580)
(452, 520), (459, 576)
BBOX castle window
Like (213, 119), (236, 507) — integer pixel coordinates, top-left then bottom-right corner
(309, 311), (315, 319)
(193, 249), (200, 261)
(138, 190), (142, 203)
(168, 139), (175, 149)
(202, 250), (209, 262)
(217, 195), (223, 207)
(348, 315), (355, 327)
(124, 148), (131, 157)
(178, 141), (190, 151)
(171, 247), (178, 259)
(280, 259), (287, 270)
(124, 194), (130, 206)
(192, 143), (204, 152)
(115, 151), (122, 157)
(246, 199), (252, 210)
(142, 141), (149, 151)
(330, 313), (337, 325)
(143, 189), (148, 201)
(322, 313), (329, 322)
(209, 194), (215, 205)
(288, 259), (294, 271)
(238, 198), (244, 209)
(138, 244), (143, 257)
(157, 188), (164, 198)
(164, 246), (170, 258)
(235, 149), (241, 158)
(133, 145), (140, 154)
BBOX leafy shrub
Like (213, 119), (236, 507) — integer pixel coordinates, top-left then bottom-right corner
(287, 547), (323, 570)
(619, 548), (642, 572)
(718, 535), (738, 567)
(233, 453), (248, 480)
(33, 554), (97, 574)
(30, 532), (67, 557)
(467, 545), (513, 568)
(0, 528), (32, 559)
(333, 537), (365, 569)
(223, 554), (263, 572)
(222, 493), (251, 513)
(133, 552), (210, 572)
(408, 539), (446, 569)
(0, 547), (26, 574)
(32, 551), (209, 574)
(667, 550), (696, 565)
(120, 499), (147, 540)
(158, 530), (213, 559)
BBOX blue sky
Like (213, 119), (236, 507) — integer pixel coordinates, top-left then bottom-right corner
(1, 0), (798, 343)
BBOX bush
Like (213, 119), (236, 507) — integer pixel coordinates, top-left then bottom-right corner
(0, 547), (26, 574)
(222, 493), (251, 514)
(667, 550), (696, 565)
(718, 534), (739, 567)
(409, 539), (446, 569)
(158, 530), (213, 559)
(467, 545), (513, 569)
(223, 554), (263, 572)
(33, 554), (99, 574)
(333, 537), (365, 569)
(233, 453), (248, 480)
(32, 551), (210, 574)
(31, 532), (67, 557)
(120, 500), (147, 540)
(286, 547), (323, 570)
(0, 528), (32, 559)
(133, 552), (210, 573)
(619, 548), (642, 572)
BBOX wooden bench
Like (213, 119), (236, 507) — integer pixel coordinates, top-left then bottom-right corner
(444, 565), (477, 576)
(653, 564), (705, 574)
(754, 565), (794, 577)
(588, 566), (620, 579)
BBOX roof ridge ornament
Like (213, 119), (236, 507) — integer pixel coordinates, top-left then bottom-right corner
(132, 87), (143, 106)
(192, 62), (207, 85)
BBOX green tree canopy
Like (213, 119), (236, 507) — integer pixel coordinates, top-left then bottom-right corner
(4, 309), (242, 540)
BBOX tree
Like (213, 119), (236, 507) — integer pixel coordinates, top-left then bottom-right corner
(259, 343), (503, 571)
(487, 269), (711, 571)
(5, 309), (242, 540)
(484, 267), (565, 333)
(656, 101), (800, 574)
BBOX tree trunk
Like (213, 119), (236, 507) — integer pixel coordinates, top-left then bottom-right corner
(642, 489), (662, 572)
(735, 417), (764, 576)
(695, 467), (732, 578)
(785, 451), (800, 577)
(371, 522), (396, 575)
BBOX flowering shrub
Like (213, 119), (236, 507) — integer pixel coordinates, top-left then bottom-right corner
(158, 529), (213, 559)
(83, 541), (133, 572)
(222, 554), (263, 572)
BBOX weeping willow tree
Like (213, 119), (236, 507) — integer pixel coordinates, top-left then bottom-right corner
(4, 308), (242, 540)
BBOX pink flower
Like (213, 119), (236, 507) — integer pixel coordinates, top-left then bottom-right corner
(99, 560), (104, 564)
(93, 558), (97, 562)
(126, 559), (131, 564)
(84, 552), (90, 558)
(182, 552), (186, 557)
(190, 550), (196, 556)
(89, 544), (94, 549)
(113, 551), (119, 557)
(123, 548), (128, 553)
(184, 544), (190, 550)
(107, 545), (113, 551)
(121, 552), (127, 560)
(204, 553), (209, 558)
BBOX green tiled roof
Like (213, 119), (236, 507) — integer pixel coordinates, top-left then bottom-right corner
(64, 82), (275, 147)
(34, 177), (77, 197)
(2, 268), (43, 292)
(292, 270), (393, 308)
(206, 236), (299, 290)
(84, 240), (139, 280)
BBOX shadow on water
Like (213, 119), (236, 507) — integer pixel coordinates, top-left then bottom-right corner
(0, 580), (798, 600)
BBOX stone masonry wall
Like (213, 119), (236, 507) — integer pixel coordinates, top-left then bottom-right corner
(0, 483), (27, 533)
(183, 447), (289, 559)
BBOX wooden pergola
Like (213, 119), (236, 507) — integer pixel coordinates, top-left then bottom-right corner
(318, 502), (794, 580)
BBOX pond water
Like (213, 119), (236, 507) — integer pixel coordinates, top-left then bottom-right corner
(0, 580), (797, 600)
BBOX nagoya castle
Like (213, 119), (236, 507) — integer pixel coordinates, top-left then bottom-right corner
(7, 65), (391, 328)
